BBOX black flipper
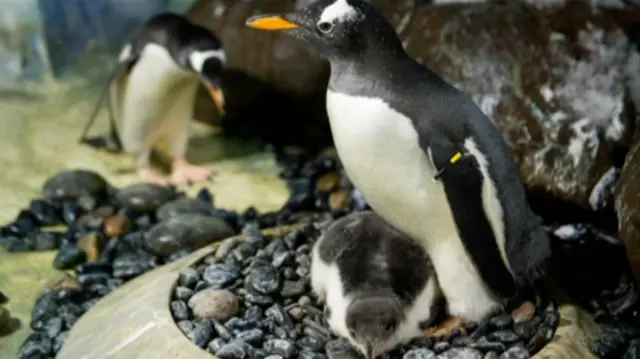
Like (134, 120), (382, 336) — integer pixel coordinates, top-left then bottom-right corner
(79, 52), (139, 152)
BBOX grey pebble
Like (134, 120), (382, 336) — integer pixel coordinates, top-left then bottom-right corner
(156, 197), (214, 221)
(264, 338), (296, 358)
(177, 320), (194, 334)
(179, 268), (199, 288)
(236, 328), (264, 346)
(250, 265), (282, 294)
(174, 286), (194, 301)
(216, 340), (254, 359)
(281, 280), (306, 297)
(299, 352), (328, 359)
(403, 348), (437, 359)
(207, 337), (227, 353)
(170, 300), (189, 321)
(189, 320), (214, 348)
(499, 345), (530, 359)
(487, 330), (519, 344)
(216, 238), (241, 259)
(437, 348), (483, 359)
(203, 263), (241, 288)
(145, 214), (234, 256)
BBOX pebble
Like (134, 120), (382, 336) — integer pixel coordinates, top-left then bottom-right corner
(499, 345), (530, 359)
(29, 199), (61, 227)
(53, 243), (87, 270)
(116, 183), (176, 212)
(103, 215), (131, 237)
(156, 197), (215, 221)
(404, 348), (437, 359)
(0, 306), (10, 331)
(29, 231), (60, 251)
(76, 232), (109, 262)
(249, 265), (281, 294)
(144, 214), (234, 256)
(188, 288), (240, 322)
(42, 169), (108, 203)
(438, 348), (483, 359)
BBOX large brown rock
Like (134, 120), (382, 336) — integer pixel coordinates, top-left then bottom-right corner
(615, 128), (640, 289)
(188, 0), (640, 210)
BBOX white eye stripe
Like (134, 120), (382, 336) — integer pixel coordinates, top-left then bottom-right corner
(118, 43), (132, 62)
(319, 0), (359, 23)
(188, 49), (226, 73)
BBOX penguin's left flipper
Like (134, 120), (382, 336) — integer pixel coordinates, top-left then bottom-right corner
(426, 138), (518, 300)
(79, 48), (140, 152)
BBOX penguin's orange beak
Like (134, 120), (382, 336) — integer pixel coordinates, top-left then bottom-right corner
(245, 15), (300, 30)
(205, 85), (225, 117)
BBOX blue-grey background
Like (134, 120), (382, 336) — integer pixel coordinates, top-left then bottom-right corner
(0, 0), (196, 86)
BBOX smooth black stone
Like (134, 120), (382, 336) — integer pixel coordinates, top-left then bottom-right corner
(298, 352), (328, 359)
(244, 306), (264, 322)
(499, 345), (530, 359)
(30, 231), (60, 251)
(57, 303), (85, 329)
(246, 293), (275, 306)
(171, 300), (190, 321)
(607, 290), (639, 317)
(325, 339), (360, 359)
(212, 209), (240, 232)
(402, 348), (436, 359)
(283, 192), (316, 213)
(112, 252), (152, 279)
(77, 273), (110, 287)
(233, 242), (259, 262)
(18, 332), (53, 358)
(196, 188), (214, 205)
(487, 330), (519, 344)
(542, 311), (559, 329)
(0, 291), (8, 304)
(264, 339), (296, 358)
(175, 286), (194, 301)
(76, 262), (112, 275)
(281, 280), (306, 298)
(513, 321), (536, 341)
(116, 183), (176, 212)
(178, 320), (195, 334)
(526, 327), (553, 353)
(236, 329), (264, 346)
(203, 264), (241, 288)
(226, 317), (258, 332)
(190, 320), (214, 348)
(43, 317), (64, 339)
(179, 268), (200, 288)
(1, 235), (32, 252)
(272, 251), (294, 268)
(249, 265), (281, 294)
(489, 315), (513, 329)
(297, 336), (327, 352)
(42, 169), (108, 203)
(61, 201), (82, 226)
(433, 342), (450, 353)
(207, 337), (227, 353)
(98, 237), (120, 263)
(53, 243), (86, 270)
(213, 319), (233, 340)
(30, 199), (61, 226)
(53, 331), (69, 353)
(216, 340), (255, 359)
(469, 338), (505, 353)
(156, 197), (214, 221)
(266, 304), (295, 328)
(438, 348), (483, 359)
(30, 293), (59, 330)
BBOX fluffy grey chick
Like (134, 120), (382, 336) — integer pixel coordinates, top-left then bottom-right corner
(310, 211), (442, 359)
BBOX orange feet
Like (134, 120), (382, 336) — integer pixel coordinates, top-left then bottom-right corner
(426, 316), (467, 339)
(170, 158), (214, 186)
(511, 300), (536, 323)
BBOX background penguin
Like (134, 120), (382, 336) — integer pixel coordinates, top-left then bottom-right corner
(247, 0), (550, 335)
(80, 12), (227, 186)
(310, 211), (442, 359)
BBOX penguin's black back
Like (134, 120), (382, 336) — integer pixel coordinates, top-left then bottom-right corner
(317, 211), (434, 305)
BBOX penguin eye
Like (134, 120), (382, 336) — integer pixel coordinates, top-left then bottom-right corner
(317, 21), (334, 33)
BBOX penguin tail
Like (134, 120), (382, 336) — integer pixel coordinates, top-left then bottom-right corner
(511, 215), (553, 286)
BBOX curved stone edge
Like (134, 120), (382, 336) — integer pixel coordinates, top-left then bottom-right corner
(56, 225), (599, 359)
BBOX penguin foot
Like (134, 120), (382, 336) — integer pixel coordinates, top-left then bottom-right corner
(425, 316), (467, 339)
(170, 158), (214, 186)
(138, 168), (171, 186)
(510, 300), (536, 323)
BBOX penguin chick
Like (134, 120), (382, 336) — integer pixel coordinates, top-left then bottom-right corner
(80, 12), (227, 186)
(247, 0), (550, 335)
(310, 211), (442, 359)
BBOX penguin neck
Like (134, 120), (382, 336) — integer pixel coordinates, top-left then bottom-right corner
(327, 45), (415, 97)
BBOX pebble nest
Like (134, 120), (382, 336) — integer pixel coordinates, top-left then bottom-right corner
(1, 153), (639, 359)
(169, 223), (559, 359)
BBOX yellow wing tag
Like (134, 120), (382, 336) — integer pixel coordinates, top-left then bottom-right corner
(433, 151), (464, 180)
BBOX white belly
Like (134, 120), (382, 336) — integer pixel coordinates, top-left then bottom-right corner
(113, 43), (197, 154)
(325, 90), (501, 322)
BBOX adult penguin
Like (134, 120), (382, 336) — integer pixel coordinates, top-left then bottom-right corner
(246, 0), (550, 334)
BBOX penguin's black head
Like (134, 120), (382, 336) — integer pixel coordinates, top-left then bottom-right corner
(245, 0), (404, 63)
(182, 27), (227, 116)
(345, 295), (402, 359)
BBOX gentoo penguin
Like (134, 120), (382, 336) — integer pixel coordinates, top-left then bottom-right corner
(80, 12), (226, 186)
(310, 211), (442, 359)
(246, 0), (550, 334)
